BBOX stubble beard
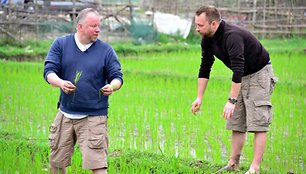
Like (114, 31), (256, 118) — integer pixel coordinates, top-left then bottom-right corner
(90, 35), (98, 42)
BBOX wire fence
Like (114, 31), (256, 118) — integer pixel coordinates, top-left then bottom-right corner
(0, 0), (305, 42)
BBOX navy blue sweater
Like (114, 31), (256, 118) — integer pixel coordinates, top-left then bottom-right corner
(44, 34), (123, 116)
(199, 20), (270, 83)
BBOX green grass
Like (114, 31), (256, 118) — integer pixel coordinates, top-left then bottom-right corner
(0, 41), (305, 173)
(1, 37), (305, 59)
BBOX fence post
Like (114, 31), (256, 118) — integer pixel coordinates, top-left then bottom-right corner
(252, 0), (257, 27)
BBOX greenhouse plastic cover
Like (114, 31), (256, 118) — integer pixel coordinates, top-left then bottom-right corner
(153, 11), (192, 39)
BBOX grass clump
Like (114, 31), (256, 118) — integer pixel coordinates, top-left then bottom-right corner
(109, 149), (220, 173)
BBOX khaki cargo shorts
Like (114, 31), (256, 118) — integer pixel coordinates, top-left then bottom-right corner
(49, 111), (108, 169)
(226, 64), (277, 132)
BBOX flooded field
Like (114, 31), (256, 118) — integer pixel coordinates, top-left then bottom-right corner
(0, 48), (305, 173)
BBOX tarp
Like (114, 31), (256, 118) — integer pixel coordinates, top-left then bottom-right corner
(153, 11), (192, 39)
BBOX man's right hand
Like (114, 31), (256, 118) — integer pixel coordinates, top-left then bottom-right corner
(47, 73), (76, 94)
(60, 80), (76, 94)
(191, 98), (202, 115)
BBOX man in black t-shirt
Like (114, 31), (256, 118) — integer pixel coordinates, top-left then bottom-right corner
(191, 5), (277, 174)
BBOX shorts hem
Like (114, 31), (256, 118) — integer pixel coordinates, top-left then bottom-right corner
(83, 164), (108, 170)
(226, 125), (247, 133)
(50, 160), (70, 168)
(247, 126), (269, 132)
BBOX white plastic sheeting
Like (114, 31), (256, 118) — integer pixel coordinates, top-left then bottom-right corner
(153, 11), (192, 39)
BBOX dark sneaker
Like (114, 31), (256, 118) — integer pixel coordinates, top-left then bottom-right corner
(213, 163), (240, 173)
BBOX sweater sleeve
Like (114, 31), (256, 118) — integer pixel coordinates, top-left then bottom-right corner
(198, 39), (215, 79)
(43, 39), (62, 83)
(226, 34), (245, 83)
(105, 48), (123, 85)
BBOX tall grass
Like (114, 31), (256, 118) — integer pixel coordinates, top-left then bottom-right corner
(0, 41), (305, 173)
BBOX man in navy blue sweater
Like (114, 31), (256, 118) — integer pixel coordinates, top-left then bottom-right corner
(44, 8), (123, 174)
(191, 6), (277, 174)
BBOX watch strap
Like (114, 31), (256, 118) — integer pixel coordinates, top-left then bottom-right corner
(228, 97), (238, 104)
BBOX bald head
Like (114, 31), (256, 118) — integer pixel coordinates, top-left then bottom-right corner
(76, 8), (100, 25)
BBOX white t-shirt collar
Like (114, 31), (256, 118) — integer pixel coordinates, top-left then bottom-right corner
(74, 34), (93, 52)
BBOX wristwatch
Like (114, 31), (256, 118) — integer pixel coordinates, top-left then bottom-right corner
(228, 97), (238, 104)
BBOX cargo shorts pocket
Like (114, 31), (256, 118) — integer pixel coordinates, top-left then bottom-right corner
(87, 117), (108, 149)
(48, 113), (63, 150)
(88, 131), (107, 149)
(253, 100), (272, 126)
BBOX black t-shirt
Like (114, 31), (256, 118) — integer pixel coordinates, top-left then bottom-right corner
(198, 20), (270, 83)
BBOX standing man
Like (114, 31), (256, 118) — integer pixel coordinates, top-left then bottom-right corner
(191, 6), (277, 174)
(44, 8), (123, 174)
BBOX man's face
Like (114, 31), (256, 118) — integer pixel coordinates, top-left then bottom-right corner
(195, 13), (215, 38)
(79, 12), (100, 43)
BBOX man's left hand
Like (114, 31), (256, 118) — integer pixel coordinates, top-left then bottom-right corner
(223, 102), (236, 120)
(100, 84), (114, 96)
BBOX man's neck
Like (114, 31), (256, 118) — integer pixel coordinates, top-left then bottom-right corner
(76, 32), (90, 45)
(211, 21), (221, 37)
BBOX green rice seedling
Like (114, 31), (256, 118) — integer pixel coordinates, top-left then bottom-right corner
(74, 70), (82, 86)
(73, 70), (82, 100)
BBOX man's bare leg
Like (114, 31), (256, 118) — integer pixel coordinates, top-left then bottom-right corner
(229, 131), (246, 167)
(214, 131), (246, 173)
(249, 131), (267, 172)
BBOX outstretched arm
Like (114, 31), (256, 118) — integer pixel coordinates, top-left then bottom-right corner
(191, 78), (209, 114)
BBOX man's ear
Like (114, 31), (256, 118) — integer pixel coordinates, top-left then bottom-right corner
(77, 23), (82, 31)
(211, 21), (218, 29)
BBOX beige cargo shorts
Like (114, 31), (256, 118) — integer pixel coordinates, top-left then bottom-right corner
(226, 64), (277, 132)
(49, 111), (108, 169)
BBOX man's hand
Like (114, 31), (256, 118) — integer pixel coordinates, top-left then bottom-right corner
(223, 101), (236, 119)
(191, 98), (202, 115)
(100, 84), (114, 96)
(60, 80), (76, 94)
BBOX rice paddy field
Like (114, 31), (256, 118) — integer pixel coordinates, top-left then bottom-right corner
(0, 38), (305, 173)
